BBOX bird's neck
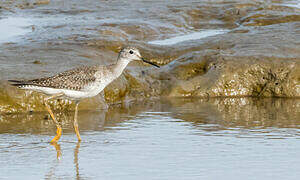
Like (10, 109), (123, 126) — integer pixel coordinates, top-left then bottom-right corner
(112, 57), (130, 78)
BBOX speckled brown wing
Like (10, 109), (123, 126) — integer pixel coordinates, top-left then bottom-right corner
(9, 66), (99, 91)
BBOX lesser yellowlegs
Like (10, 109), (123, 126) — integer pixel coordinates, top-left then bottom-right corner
(9, 47), (159, 143)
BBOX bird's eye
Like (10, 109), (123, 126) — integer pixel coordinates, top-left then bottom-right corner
(129, 50), (134, 54)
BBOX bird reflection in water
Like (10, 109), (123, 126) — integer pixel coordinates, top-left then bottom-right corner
(74, 141), (81, 179)
(45, 143), (61, 179)
(51, 142), (62, 160)
(46, 141), (81, 179)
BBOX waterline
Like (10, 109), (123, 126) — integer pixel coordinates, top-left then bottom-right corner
(148, 29), (228, 46)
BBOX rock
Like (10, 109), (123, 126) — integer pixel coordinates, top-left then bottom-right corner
(0, 0), (299, 113)
(164, 55), (299, 97)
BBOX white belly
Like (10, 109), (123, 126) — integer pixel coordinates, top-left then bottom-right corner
(22, 86), (90, 99)
(82, 76), (115, 97)
(22, 78), (113, 100)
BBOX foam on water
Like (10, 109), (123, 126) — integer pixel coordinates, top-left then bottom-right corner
(283, 0), (300, 8)
(0, 17), (32, 43)
(148, 29), (228, 46)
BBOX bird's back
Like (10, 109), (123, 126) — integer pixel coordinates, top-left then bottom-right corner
(9, 65), (101, 91)
(9, 65), (119, 99)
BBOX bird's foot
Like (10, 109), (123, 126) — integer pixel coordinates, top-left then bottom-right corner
(50, 126), (62, 143)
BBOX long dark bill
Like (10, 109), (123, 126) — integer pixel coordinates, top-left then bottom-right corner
(142, 58), (160, 68)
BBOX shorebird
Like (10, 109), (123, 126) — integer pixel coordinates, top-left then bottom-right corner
(9, 47), (159, 143)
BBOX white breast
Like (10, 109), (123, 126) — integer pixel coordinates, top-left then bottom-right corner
(81, 72), (116, 98)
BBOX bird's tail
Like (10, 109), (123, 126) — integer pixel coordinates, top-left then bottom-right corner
(8, 80), (31, 87)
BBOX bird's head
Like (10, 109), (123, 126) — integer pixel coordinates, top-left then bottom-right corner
(118, 47), (160, 68)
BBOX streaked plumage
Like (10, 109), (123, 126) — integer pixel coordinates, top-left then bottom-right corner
(8, 47), (159, 143)
(10, 65), (99, 91)
(9, 65), (115, 100)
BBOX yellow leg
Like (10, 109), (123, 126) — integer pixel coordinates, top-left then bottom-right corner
(74, 101), (82, 141)
(44, 93), (64, 143)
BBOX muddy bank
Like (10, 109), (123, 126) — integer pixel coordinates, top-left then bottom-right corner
(0, 0), (299, 113)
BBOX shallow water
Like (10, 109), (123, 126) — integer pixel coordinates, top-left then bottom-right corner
(148, 29), (229, 46)
(1, 98), (299, 179)
(0, 17), (32, 44)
